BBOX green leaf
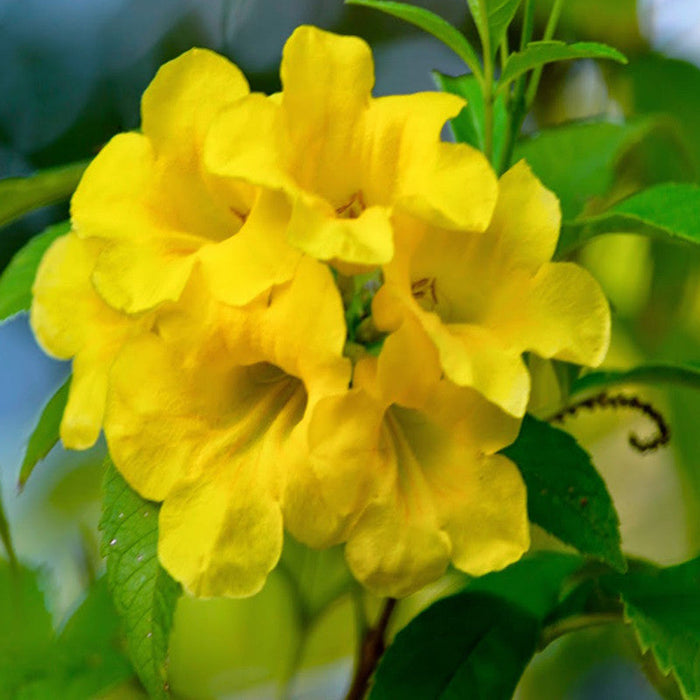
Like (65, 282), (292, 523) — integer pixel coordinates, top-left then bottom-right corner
(0, 220), (70, 323)
(515, 119), (674, 221)
(346, 0), (483, 80)
(558, 183), (700, 257)
(465, 551), (585, 620)
(572, 363), (700, 397)
(18, 377), (70, 490)
(434, 72), (508, 164)
(277, 535), (352, 622)
(466, 0), (522, 58)
(370, 592), (540, 700)
(0, 160), (88, 230)
(43, 577), (134, 699)
(603, 557), (700, 700)
(503, 415), (626, 573)
(100, 461), (182, 698)
(499, 40), (627, 88)
(0, 561), (54, 696)
(625, 54), (700, 175)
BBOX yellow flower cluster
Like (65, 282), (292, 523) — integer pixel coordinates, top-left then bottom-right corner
(31, 26), (610, 599)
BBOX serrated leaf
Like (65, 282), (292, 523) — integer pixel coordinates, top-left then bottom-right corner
(558, 183), (700, 256)
(0, 160), (88, 230)
(603, 557), (700, 700)
(499, 40), (627, 87)
(100, 461), (182, 698)
(346, 0), (483, 79)
(466, 0), (522, 57)
(18, 377), (70, 490)
(572, 363), (700, 397)
(370, 592), (539, 700)
(503, 415), (626, 573)
(433, 71), (508, 164)
(0, 220), (70, 323)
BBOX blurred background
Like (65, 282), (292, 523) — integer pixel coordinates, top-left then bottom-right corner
(1, 0), (699, 698)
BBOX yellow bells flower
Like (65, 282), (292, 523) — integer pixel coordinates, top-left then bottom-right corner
(30, 232), (152, 450)
(373, 161), (611, 418)
(205, 25), (498, 269)
(71, 48), (301, 314)
(104, 258), (352, 598)
(307, 318), (529, 598)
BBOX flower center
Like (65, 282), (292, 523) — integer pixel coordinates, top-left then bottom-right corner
(411, 277), (438, 312)
(336, 191), (366, 220)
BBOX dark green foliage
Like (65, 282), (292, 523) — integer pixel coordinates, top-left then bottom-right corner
(503, 415), (626, 572)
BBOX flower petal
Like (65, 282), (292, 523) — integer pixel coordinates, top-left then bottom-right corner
(488, 160), (561, 272)
(438, 453), (529, 576)
(287, 195), (394, 265)
(489, 262), (611, 367)
(158, 463), (283, 598)
(141, 48), (249, 161)
(279, 25), (373, 201)
(366, 93), (498, 231)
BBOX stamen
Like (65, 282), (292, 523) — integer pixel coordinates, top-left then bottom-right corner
(411, 277), (438, 308)
(336, 191), (366, 219)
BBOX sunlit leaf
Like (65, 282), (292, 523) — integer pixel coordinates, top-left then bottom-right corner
(603, 557), (700, 700)
(503, 415), (626, 573)
(370, 592), (539, 700)
(100, 461), (182, 699)
(0, 220), (70, 323)
(0, 160), (88, 230)
(573, 363), (700, 397)
(18, 377), (70, 490)
(466, 0), (522, 57)
(558, 183), (700, 256)
(499, 40), (627, 88)
(346, 0), (483, 80)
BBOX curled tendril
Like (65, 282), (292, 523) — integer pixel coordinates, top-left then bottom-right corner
(550, 392), (671, 453)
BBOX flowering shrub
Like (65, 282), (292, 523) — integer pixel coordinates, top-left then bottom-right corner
(3, 3), (700, 699)
(31, 26), (608, 600)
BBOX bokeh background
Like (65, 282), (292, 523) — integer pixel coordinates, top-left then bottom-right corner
(1, 1), (699, 698)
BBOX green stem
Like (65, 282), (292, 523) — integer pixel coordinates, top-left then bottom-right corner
(345, 597), (397, 700)
(539, 611), (623, 650)
(478, 0), (495, 162)
(498, 0), (535, 173)
(0, 487), (18, 572)
(524, 0), (564, 106)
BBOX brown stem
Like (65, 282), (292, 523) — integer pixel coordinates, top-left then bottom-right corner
(344, 598), (397, 700)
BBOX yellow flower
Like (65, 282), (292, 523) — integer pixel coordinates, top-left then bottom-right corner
(104, 259), (351, 597)
(205, 25), (498, 268)
(373, 161), (611, 417)
(308, 318), (529, 598)
(30, 232), (152, 449)
(71, 48), (301, 314)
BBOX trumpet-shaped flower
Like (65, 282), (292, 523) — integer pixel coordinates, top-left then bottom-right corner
(104, 259), (351, 597)
(31, 232), (152, 449)
(205, 25), (498, 269)
(71, 49), (301, 314)
(308, 319), (529, 598)
(373, 161), (611, 417)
